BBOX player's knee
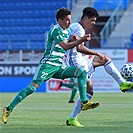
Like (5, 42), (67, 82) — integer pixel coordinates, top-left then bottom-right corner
(30, 82), (40, 89)
(104, 55), (110, 62)
(100, 55), (111, 66)
(76, 68), (86, 79)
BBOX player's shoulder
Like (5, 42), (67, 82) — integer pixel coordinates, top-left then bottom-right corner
(68, 22), (83, 34)
(49, 24), (63, 35)
(51, 24), (61, 32)
(69, 22), (84, 37)
(70, 22), (81, 29)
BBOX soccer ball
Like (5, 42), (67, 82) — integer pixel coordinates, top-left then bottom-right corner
(120, 64), (133, 80)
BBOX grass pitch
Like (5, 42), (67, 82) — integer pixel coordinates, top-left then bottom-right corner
(0, 92), (133, 133)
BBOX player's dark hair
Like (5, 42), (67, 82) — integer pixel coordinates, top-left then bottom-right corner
(81, 7), (99, 19)
(56, 8), (71, 21)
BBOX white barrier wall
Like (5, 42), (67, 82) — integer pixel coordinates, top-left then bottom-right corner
(91, 49), (128, 92)
(0, 49), (131, 92)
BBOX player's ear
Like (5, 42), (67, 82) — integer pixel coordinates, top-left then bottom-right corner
(58, 19), (62, 23)
(84, 16), (88, 20)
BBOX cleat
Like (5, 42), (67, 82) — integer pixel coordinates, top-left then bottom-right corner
(120, 82), (133, 92)
(66, 116), (84, 127)
(2, 107), (12, 124)
(68, 101), (76, 104)
(81, 101), (100, 111)
(55, 82), (62, 91)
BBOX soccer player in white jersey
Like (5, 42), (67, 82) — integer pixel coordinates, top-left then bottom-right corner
(65, 7), (133, 127)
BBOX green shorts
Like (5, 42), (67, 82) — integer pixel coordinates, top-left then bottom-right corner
(32, 63), (80, 86)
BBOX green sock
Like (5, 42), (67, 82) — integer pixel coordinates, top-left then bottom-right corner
(58, 67), (87, 102)
(8, 84), (36, 111)
(61, 82), (74, 88)
(69, 86), (78, 101)
(76, 69), (87, 102)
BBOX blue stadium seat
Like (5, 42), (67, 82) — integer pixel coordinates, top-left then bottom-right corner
(93, 0), (120, 10)
(0, 0), (67, 50)
(10, 40), (28, 50)
(0, 41), (9, 49)
(29, 40), (45, 49)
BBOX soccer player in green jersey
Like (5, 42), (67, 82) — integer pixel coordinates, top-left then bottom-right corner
(2, 8), (100, 124)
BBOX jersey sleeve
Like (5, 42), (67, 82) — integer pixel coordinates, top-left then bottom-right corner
(68, 23), (85, 38)
(52, 28), (66, 44)
(75, 28), (84, 37)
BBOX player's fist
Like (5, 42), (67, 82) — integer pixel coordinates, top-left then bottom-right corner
(81, 34), (91, 41)
(84, 34), (91, 41)
(71, 34), (79, 42)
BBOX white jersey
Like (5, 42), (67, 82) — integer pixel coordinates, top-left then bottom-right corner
(66, 22), (85, 68)
(66, 22), (95, 81)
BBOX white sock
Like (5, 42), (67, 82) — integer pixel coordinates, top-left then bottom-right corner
(104, 60), (125, 85)
(70, 93), (92, 119)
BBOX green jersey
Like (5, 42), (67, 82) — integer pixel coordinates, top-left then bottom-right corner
(31, 25), (87, 102)
(40, 24), (69, 66)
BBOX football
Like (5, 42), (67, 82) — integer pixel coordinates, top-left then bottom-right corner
(120, 64), (133, 80)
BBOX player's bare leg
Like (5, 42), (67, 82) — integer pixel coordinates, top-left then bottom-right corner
(93, 55), (133, 92)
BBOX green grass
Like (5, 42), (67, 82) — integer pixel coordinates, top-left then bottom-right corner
(0, 92), (133, 133)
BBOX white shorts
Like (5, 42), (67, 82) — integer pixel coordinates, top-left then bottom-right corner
(74, 55), (95, 82)
(83, 55), (95, 73)
(65, 54), (95, 82)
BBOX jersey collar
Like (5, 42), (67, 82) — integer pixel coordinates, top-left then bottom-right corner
(78, 22), (85, 29)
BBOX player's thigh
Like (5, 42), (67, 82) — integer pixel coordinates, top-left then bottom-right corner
(32, 64), (59, 85)
(53, 66), (78, 79)
(84, 55), (95, 73)
(93, 55), (109, 67)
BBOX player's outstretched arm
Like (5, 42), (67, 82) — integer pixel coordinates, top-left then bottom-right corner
(59, 34), (91, 50)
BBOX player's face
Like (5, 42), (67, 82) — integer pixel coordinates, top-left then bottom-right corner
(85, 17), (97, 28)
(59, 15), (71, 30)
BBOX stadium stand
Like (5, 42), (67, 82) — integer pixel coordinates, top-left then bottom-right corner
(0, 0), (67, 50)
(94, 0), (132, 48)
(93, 0), (118, 10)
(93, 0), (131, 10)
(0, 0), (132, 49)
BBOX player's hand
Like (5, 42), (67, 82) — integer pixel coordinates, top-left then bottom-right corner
(71, 34), (79, 42)
(82, 34), (91, 41)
